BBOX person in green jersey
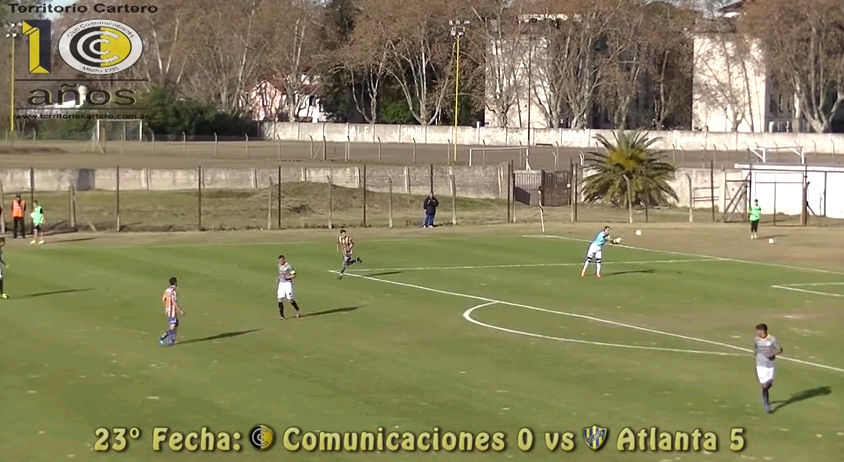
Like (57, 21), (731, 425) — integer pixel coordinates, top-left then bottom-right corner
(749, 199), (761, 239)
(30, 200), (45, 245)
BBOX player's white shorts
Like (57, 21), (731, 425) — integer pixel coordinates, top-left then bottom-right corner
(586, 243), (602, 261)
(277, 281), (294, 300)
(756, 365), (775, 384)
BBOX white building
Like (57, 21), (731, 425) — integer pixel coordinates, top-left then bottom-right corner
(691, 1), (797, 133)
(248, 78), (326, 123)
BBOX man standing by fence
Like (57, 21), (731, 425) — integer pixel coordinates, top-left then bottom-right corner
(750, 199), (761, 240)
(423, 192), (439, 228)
(11, 194), (26, 239)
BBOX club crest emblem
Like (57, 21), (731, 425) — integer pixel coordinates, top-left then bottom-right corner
(583, 425), (609, 450)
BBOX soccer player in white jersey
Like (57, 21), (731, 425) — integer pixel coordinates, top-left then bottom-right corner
(159, 277), (184, 346)
(581, 226), (618, 278)
(277, 255), (301, 320)
(754, 323), (783, 413)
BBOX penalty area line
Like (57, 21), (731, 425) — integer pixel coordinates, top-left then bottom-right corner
(770, 285), (844, 298)
(331, 270), (844, 375)
(463, 302), (745, 357)
(360, 258), (718, 272)
(524, 234), (844, 276)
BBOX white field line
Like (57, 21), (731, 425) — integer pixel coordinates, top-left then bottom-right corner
(331, 270), (844, 374)
(361, 258), (717, 272)
(779, 282), (844, 287)
(463, 302), (745, 357)
(770, 285), (844, 298)
(524, 234), (844, 276)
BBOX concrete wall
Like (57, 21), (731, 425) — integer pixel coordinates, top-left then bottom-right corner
(3, 164), (840, 218)
(0, 165), (510, 200)
(261, 122), (844, 154)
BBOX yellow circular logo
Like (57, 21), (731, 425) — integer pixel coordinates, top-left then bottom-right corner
(58, 19), (143, 75)
(248, 425), (274, 450)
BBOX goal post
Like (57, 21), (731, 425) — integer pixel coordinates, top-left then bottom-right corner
(468, 146), (530, 168)
(94, 119), (144, 142)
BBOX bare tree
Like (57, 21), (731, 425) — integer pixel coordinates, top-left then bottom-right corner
(741, 0), (844, 133)
(356, 0), (454, 125)
(180, 0), (276, 113)
(528, 0), (625, 129)
(262, 0), (323, 122)
(336, 1), (393, 124)
(471, 1), (526, 127)
(598, 1), (650, 129)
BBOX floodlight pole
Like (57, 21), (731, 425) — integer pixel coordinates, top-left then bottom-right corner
(449, 20), (469, 164)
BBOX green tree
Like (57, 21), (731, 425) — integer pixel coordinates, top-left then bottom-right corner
(582, 131), (677, 207)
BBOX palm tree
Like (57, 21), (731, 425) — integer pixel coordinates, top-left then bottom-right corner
(582, 131), (677, 208)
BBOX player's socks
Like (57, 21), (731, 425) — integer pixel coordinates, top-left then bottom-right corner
(356, 257), (362, 263)
(278, 302), (285, 319)
(291, 300), (300, 318)
(0, 277), (5, 294)
(596, 262), (602, 278)
(762, 388), (770, 412)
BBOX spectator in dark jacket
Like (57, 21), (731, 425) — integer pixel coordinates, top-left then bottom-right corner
(423, 192), (439, 228)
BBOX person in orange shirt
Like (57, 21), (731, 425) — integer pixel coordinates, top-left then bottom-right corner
(11, 194), (26, 239)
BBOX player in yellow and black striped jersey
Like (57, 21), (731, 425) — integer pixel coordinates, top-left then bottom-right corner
(337, 229), (363, 279)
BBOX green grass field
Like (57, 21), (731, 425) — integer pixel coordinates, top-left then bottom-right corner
(2, 226), (843, 462)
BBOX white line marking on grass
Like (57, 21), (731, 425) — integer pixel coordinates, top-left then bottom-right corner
(362, 258), (717, 272)
(779, 282), (844, 287)
(332, 270), (844, 374)
(463, 302), (745, 357)
(770, 285), (844, 298)
(524, 235), (844, 276)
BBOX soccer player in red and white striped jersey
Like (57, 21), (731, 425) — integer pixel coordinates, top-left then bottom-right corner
(159, 277), (184, 346)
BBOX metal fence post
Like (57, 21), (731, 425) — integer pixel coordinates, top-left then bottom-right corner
(277, 166), (282, 228)
(197, 166), (203, 231)
(116, 166), (121, 231)
(362, 164), (367, 227)
(182, 132), (186, 156)
(388, 177), (393, 228)
(29, 167), (35, 234)
(327, 176), (333, 229)
(450, 172), (456, 225)
(710, 161), (716, 222)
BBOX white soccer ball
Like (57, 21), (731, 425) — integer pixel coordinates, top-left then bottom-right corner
(635, 230), (642, 236)
(768, 238), (775, 244)
(613, 237), (623, 244)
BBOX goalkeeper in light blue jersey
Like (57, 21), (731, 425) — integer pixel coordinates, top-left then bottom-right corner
(581, 226), (619, 278)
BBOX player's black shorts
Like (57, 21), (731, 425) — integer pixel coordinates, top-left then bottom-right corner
(343, 253), (353, 265)
(750, 220), (759, 232)
(34, 224), (41, 231)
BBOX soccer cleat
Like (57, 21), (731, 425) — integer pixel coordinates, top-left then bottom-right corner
(596, 274), (602, 279)
(38, 240), (44, 244)
(356, 257), (362, 264)
(30, 240), (36, 244)
(1, 293), (8, 299)
(581, 269), (586, 277)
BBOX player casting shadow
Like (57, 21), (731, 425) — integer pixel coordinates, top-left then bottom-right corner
(603, 269), (656, 277)
(57, 237), (98, 243)
(363, 271), (403, 277)
(20, 288), (94, 298)
(771, 386), (831, 413)
(302, 306), (361, 318)
(177, 328), (263, 346)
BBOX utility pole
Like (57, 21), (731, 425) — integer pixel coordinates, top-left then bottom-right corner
(449, 20), (469, 164)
